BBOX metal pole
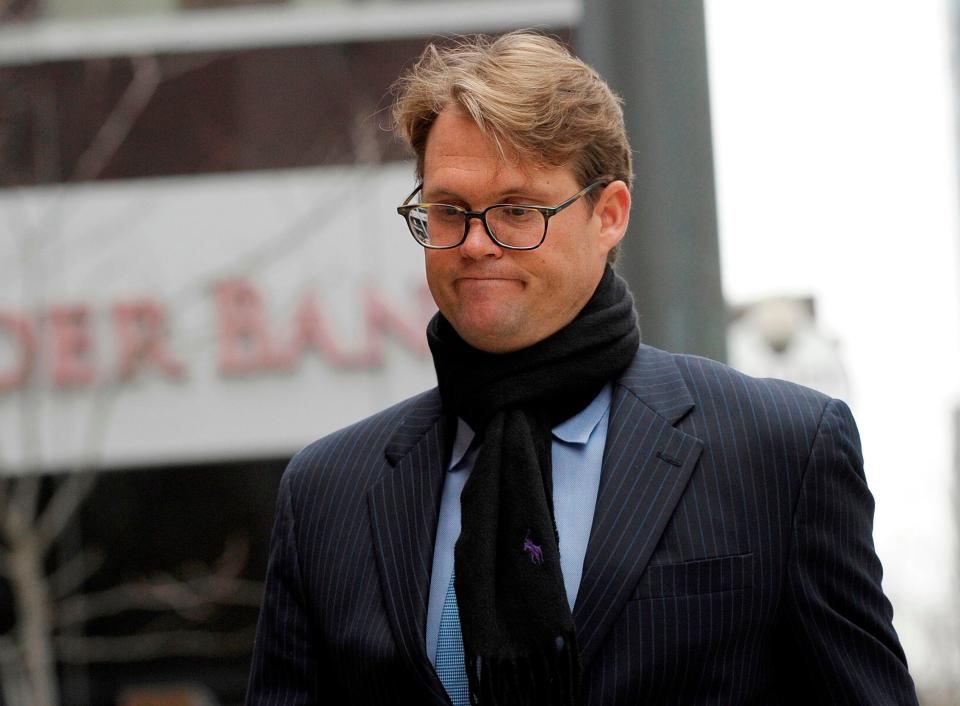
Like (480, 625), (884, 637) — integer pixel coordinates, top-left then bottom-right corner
(577, 0), (727, 361)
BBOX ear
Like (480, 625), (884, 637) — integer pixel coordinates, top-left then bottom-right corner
(594, 180), (631, 253)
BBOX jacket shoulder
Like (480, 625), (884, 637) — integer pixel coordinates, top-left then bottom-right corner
(659, 346), (834, 419)
(626, 345), (845, 461)
(676, 350), (862, 476)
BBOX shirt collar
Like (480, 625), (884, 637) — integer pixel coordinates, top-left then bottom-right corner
(552, 383), (612, 445)
(447, 383), (612, 471)
(448, 418), (476, 471)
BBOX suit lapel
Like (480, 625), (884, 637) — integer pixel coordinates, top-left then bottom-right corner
(368, 391), (452, 704)
(573, 346), (703, 671)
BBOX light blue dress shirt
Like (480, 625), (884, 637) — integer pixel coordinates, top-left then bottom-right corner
(425, 384), (612, 665)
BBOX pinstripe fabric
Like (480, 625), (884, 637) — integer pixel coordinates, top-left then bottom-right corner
(247, 345), (918, 705)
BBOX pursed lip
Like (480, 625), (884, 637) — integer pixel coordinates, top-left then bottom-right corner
(454, 272), (525, 283)
(456, 276), (517, 282)
(454, 276), (525, 290)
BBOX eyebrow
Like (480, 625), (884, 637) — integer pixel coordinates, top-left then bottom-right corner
(422, 185), (554, 205)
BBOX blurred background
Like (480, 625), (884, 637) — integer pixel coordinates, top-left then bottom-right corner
(0, 1), (957, 704)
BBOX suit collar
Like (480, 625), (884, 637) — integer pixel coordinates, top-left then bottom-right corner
(573, 345), (703, 670)
(384, 389), (445, 466)
(370, 390), (452, 704)
(617, 343), (697, 425)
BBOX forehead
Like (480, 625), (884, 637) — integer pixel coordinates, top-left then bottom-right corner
(424, 107), (517, 180)
(422, 106), (572, 198)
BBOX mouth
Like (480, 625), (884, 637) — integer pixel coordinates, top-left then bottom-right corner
(455, 275), (523, 285)
(457, 276), (516, 282)
(454, 275), (525, 292)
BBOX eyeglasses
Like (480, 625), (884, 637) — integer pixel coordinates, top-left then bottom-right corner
(396, 177), (611, 250)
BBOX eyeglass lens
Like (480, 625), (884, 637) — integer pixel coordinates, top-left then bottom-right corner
(407, 205), (545, 248)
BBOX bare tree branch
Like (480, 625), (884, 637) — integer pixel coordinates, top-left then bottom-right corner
(212, 535), (248, 578)
(159, 54), (221, 84)
(0, 635), (19, 662)
(66, 52), (216, 187)
(11, 475), (40, 523)
(55, 577), (263, 629)
(35, 473), (98, 555)
(55, 627), (257, 664)
(48, 547), (104, 601)
(56, 539), (262, 628)
(70, 55), (162, 183)
(0, 634), (18, 664)
(0, 477), (8, 518)
(5, 476), (40, 540)
(0, 633), (27, 706)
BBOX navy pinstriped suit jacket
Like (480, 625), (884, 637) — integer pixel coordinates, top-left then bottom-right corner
(247, 344), (918, 705)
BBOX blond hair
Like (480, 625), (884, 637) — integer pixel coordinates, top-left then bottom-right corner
(391, 32), (633, 195)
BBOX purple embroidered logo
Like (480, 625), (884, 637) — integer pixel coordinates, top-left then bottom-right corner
(523, 531), (544, 565)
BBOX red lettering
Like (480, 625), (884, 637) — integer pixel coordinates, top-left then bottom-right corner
(278, 292), (377, 369)
(49, 306), (95, 388)
(0, 312), (36, 392)
(363, 287), (431, 359)
(214, 279), (280, 375)
(113, 300), (186, 380)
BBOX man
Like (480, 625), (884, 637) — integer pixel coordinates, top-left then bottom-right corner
(247, 33), (918, 705)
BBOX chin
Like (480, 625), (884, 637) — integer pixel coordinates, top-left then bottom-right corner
(465, 328), (540, 354)
(456, 322), (522, 353)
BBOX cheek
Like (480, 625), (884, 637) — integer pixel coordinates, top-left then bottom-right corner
(423, 253), (457, 307)
(423, 252), (447, 285)
(531, 251), (571, 290)
(535, 247), (603, 307)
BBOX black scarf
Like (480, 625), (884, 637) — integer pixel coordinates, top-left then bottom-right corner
(428, 265), (640, 706)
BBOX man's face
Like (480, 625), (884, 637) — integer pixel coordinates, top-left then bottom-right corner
(422, 106), (626, 353)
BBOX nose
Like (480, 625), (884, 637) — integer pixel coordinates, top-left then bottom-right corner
(459, 215), (502, 260)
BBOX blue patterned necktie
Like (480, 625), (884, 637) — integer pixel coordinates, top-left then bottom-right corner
(435, 571), (469, 705)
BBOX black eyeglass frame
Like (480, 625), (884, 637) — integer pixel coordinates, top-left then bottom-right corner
(396, 177), (613, 251)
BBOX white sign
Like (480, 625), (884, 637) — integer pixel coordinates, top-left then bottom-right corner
(0, 163), (437, 474)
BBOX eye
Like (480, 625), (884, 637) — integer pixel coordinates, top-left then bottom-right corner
(433, 205), (463, 222)
(502, 206), (536, 219)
